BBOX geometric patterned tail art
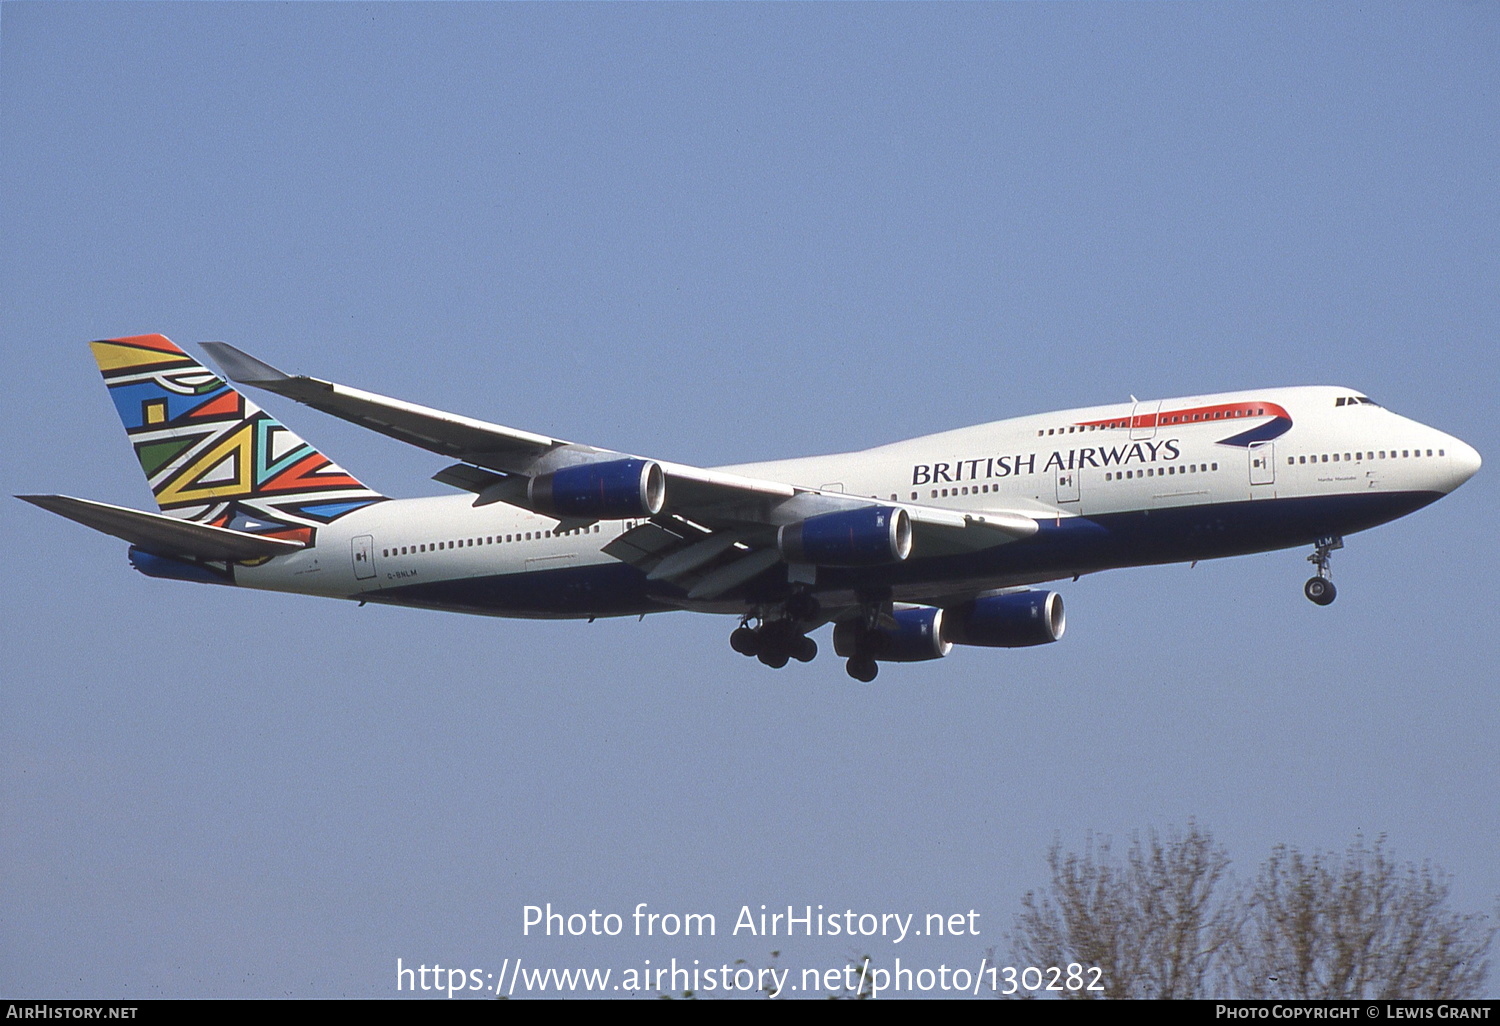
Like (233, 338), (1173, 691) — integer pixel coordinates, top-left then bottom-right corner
(90, 334), (386, 550)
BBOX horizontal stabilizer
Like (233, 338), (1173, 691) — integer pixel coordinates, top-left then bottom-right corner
(17, 494), (305, 561)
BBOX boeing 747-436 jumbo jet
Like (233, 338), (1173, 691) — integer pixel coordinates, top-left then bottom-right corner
(21, 335), (1481, 680)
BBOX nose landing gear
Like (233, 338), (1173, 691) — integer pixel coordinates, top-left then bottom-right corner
(1304, 535), (1342, 606)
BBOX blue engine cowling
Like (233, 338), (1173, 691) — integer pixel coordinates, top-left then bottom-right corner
(128, 546), (232, 585)
(943, 590), (1065, 648)
(832, 606), (951, 662)
(529, 458), (666, 519)
(778, 506), (912, 566)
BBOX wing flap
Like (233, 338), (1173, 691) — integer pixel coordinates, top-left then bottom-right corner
(686, 548), (783, 601)
(600, 521), (687, 572)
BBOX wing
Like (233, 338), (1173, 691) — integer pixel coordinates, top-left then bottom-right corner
(201, 342), (1040, 600)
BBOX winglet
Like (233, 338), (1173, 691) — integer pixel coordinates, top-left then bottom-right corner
(198, 341), (291, 385)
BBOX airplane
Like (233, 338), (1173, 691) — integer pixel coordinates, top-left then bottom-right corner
(20, 334), (1482, 681)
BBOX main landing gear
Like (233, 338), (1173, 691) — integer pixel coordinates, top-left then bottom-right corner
(839, 599), (891, 683)
(845, 650), (879, 683)
(729, 618), (817, 668)
(729, 589), (822, 669)
(728, 590), (888, 681)
(1304, 535), (1342, 606)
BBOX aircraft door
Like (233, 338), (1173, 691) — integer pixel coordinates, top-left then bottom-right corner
(1056, 467), (1081, 505)
(1130, 400), (1161, 440)
(352, 534), (377, 580)
(1249, 442), (1275, 489)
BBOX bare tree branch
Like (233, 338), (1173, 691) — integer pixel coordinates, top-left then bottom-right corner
(1232, 835), (1494, 1000)
(1010, 821), (1236, 998)
(1011, 826), (1494, 999)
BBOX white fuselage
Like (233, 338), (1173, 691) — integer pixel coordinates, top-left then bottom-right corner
(233, 386), (1480, 618)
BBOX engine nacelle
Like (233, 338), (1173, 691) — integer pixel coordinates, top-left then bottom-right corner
(833, 606), (951, 663)
(529, 458), (666, 519)
(943, 590), (1066, 648)
(778, 506), (912, 566)
(128, 547), (229, 585)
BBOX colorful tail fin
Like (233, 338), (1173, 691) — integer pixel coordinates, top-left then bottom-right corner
(90, 334), (385, 546)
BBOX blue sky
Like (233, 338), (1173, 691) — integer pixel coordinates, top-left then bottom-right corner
(3, 2), (1497, 999)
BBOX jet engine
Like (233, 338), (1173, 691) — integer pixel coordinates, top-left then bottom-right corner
(778, 506), (912, 566)
(528, 458), (666, 519)
(832, 605), (951, 663)
(943, 590), (1065, 648)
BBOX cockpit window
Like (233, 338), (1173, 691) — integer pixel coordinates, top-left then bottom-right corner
(1335, 395), (1381, 408)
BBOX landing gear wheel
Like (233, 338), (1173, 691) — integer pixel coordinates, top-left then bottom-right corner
(791, 636), (817, 663)
(846, 655), (878, 682)
(1304, 577), (1336, 606)
(730, 626), (760, 656)
(1304, 536), (1342, 607)
(758, 649), (790, 669)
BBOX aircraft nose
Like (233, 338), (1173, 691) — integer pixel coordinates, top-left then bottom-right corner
(1445, 437), (1481, 491)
